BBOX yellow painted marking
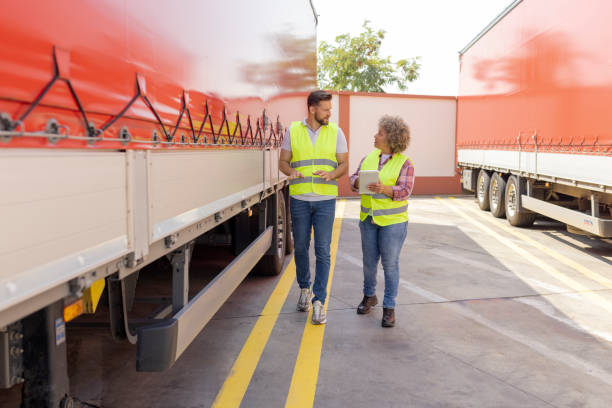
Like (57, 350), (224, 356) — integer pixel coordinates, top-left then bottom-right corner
(451, 197), (612, 290)
(285, 200), (345, 408)
(437, 197), (612, 312)
(212, 258), (297, 408)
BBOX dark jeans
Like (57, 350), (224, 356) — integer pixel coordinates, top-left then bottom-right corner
(290, 197), (336, 305)
(359, 216), (408, 308)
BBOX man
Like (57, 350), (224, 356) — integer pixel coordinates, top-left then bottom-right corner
(279, 90), (348, 325)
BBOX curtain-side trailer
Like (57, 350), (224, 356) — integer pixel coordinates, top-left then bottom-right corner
(456, 0), (612, 237)
(0, 1), (317, 406)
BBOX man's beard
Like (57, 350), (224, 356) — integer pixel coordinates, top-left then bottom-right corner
(314, 113), (328, 126)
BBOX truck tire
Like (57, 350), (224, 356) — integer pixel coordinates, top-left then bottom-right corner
(258, 192), (287, 276)
(489, 173), (506, 218)
(476, 170), (491, 211)
(505, 176), (536, 227)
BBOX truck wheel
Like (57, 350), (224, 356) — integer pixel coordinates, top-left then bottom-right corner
(476, 170), (491, 211)
(489, 173), (506, 218)
(505, 176), (536, 227)
(258, 193), (287, 276)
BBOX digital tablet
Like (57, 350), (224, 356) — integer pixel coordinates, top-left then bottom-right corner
(358, 170), (380, 194)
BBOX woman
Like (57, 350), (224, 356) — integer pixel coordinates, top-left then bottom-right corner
(349, 115), (414, 327)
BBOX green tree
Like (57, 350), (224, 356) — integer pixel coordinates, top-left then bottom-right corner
(318, 21), (421, 92)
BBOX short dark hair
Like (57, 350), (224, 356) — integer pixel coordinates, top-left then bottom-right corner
(307, 90), (332, 107)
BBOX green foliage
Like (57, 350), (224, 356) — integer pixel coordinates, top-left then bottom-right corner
(318, 21), (421, 93)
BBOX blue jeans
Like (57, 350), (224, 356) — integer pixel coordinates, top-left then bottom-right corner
(359, 216), (408, 309)
(290, 197), (336, 305)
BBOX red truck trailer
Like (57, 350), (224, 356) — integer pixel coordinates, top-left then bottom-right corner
(0, 1), (317, 406)
(456, 0), (612, 236)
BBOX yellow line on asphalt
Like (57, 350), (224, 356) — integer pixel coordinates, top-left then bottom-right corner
(211, 258), (297, 408)
(436, 197), (612, 312)
(285, 200), (345, 408)
(451, 197), (612, 290)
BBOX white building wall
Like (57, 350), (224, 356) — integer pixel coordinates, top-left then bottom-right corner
(348, 96), (456, 177)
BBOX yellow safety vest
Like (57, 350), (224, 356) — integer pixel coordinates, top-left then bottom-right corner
(289, 121), (339, 196)
(359, 149), (411, 226)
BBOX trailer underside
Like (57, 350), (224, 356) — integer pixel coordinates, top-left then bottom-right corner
(458, 149), (612, 237)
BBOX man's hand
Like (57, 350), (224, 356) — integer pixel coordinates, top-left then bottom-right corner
(290, 170), (304, 180)
(280, 149), (302, 179)
(313, 170), (334, 181)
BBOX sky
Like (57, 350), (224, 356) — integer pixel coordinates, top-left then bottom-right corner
(312, 0), (514, 96)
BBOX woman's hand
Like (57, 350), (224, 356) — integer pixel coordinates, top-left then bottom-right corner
(367, 182), (392, 197)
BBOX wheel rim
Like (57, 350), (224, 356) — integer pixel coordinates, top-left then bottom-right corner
(507, 182), (517, 218)
(478, 176), (487, 202)
(490, 178), (499, 208)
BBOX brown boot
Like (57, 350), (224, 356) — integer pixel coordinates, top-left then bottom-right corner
(357, 295), (378, 314)
(382, 308), (395, 327)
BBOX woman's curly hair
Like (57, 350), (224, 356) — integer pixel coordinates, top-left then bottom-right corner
(379, 115), (410, 153)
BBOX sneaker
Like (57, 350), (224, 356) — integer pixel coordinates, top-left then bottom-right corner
(297, 288), (311, 312)
(312, 300), (327, 325)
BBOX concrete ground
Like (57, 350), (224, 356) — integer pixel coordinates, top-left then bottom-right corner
(2, 196), (612, 407)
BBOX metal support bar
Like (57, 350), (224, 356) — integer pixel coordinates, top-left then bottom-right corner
(231, 210), (252, 256)
(0, 329), (9, 388)
(591, 193), (600, 218)
(526, 179), (533, 197)
(1, 321), (24, 389)
(516, 176), (526, 212)
(20, 300), (70, 408)
(258, 201), (267, 234)
(108, 274), (139, 344)
(168, 242), (194, 313)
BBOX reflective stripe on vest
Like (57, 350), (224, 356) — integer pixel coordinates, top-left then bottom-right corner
(360, 205), (408, 216)
(290, 159), (338, 169)
(289, 121), (339, 196)
(359, 149), (410, 226)
(289, 177), (338, 186)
